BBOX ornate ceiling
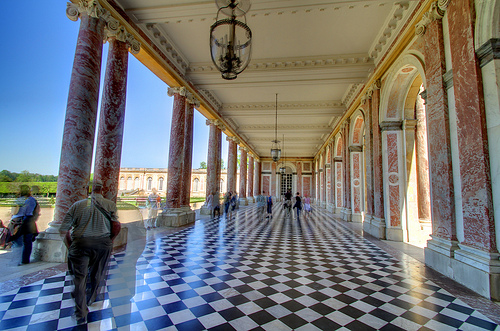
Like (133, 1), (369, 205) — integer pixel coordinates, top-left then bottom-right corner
(106, 0), (418, 159)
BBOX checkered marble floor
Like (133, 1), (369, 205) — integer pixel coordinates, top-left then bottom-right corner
(1, 204), (499, 330)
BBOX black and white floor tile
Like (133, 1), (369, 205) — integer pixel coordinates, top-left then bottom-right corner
(0, 204), (499, 330)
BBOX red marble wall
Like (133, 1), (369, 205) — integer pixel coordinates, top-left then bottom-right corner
(423, 19), (456, 240)
(372, 88), (385, 220)
(448, 0), (495, 251)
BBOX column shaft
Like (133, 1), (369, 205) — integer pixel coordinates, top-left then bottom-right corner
(297, 162), (302, 196)
(94, 38), (129, 202)
(54, 13), (105, 224)
(227, 138), (237, 193)
(372, 88), (385, 220)
(180, 102), (194, 206)
(166, 91), (186, 208)
(248, 155), (254, 198)
(254, 160), (261, 195)
(206, 121), (220, 198)
(239, 148), (247, 198)
(415, 93), (431, 221)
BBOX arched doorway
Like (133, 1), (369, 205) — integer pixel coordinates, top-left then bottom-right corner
(379, 54), (431, 244)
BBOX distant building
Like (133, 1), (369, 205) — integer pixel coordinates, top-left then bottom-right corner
(118, 168), (234, 197)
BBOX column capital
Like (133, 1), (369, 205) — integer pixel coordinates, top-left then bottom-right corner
(239, 146), (249, 153)
(168, 86), (188, 97)
(415, 1), (446, 36)
(361, 86), (374, 105)
(186, 92), (201, 108)
(66, 1), (141, 54)
(227, 136), (240, 144)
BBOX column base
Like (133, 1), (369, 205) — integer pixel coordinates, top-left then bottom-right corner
(351, 212), (364, 223)
(33, 223), (129, 263)
(363, 216), (386, 239)
(157, 208), (194, 227)
(247, 197), (255, 203)
(386, 227), (403, 241)
(335, 207), (342, 215)
(341, 208), (352, 222)
(327, 203), (335, 213)
(453, 244), (500, 300)
(199, 205), (212, 215)
(239, 198), (248, 206)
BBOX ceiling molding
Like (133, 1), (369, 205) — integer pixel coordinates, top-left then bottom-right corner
(144, 23), (189, 74)
(188, 54), (374, 74)
(125, 0), (402, 23)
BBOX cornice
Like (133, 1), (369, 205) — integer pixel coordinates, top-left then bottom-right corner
(221, 101), (344, 112)
(188, 54), (374, 74)
(145, 23), (189, 74)
(369, 1), (414, 62)
(238, 124), (331, 131)
(341, 83), (363, 108)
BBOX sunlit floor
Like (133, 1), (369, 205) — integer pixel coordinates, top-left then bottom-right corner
(1, 204), (499, 330)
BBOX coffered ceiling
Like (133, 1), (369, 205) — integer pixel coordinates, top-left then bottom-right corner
(109, 0), (417, 159)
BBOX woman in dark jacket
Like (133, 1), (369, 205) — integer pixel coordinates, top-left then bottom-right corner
(293, 192), (302, 221)
(11, 185), (38, 265)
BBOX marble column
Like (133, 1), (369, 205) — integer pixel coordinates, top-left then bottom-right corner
(371, 83), (385, 237)
(52, 12), (105, 227)
(247, 154), (254, 202)
(363, 91), (375, 224)
(254, 159), (261, 195)
(342, 123), (352, 221)
(415, 92), (431, 227)
(271, 162), (277, 198)
(227, 137), (238, 193)
(180, 95), (199, 208)
(166, 87), (187, 209)
(94, 38), (129, 202)
(447, 0), (499, 299)
(296, 162), (302, 196)
(239, 147), (248, 205)
(418, 8), (458, 259)
(206, 120), (220, 199)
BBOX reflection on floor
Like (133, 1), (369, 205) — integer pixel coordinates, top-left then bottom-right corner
(0, 204), (499, 330)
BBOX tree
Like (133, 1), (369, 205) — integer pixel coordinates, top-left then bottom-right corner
(220, 159), (226, 170)
(15, 170), (35, 182)
(199, 161), (207, 169)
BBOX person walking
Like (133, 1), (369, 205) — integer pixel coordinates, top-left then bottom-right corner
(256, 191), (266, 221)
(266, 192), (273, 219)
(59, 180), (120, 325)
(146, 188), (159, 229)
(303, 194), (312, 219)
(11, 185), (39, 265)
(293, 192), (302, 221)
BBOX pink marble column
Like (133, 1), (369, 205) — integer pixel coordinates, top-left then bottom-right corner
(415, 93), (431, 222)
(343, 124), (351, 215)
(271, 162), (277, 197)
(54, 13), (105, 225)
(254, 159), (261, 195)
(239, 147), (248, 198)
(166, 87), (187, 209)
(226, 137), (238, 193)
(372, 86), (385, 221)
(216, 125), (222, 195)
(297, 162), (302, 195)
(94, 38), (129, 202)
(448, 0), (495, 252)
(364, 98), (374, 218)
(248, 154), (254, 198)
(423, 18), (456, 241)
(180, 98), (197, 207)
(206, 120), (220, 199)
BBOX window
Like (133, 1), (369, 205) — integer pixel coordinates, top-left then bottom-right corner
(120, 177), (125, 190)
(147, 177), (153, 191)
(127, 177), (132, 190)
(134, 177), (140, 189)
(193, 178), (199, 192)
(159, 178), (164, 191)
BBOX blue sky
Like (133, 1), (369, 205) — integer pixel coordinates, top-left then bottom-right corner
(0, 2), (226, 176)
